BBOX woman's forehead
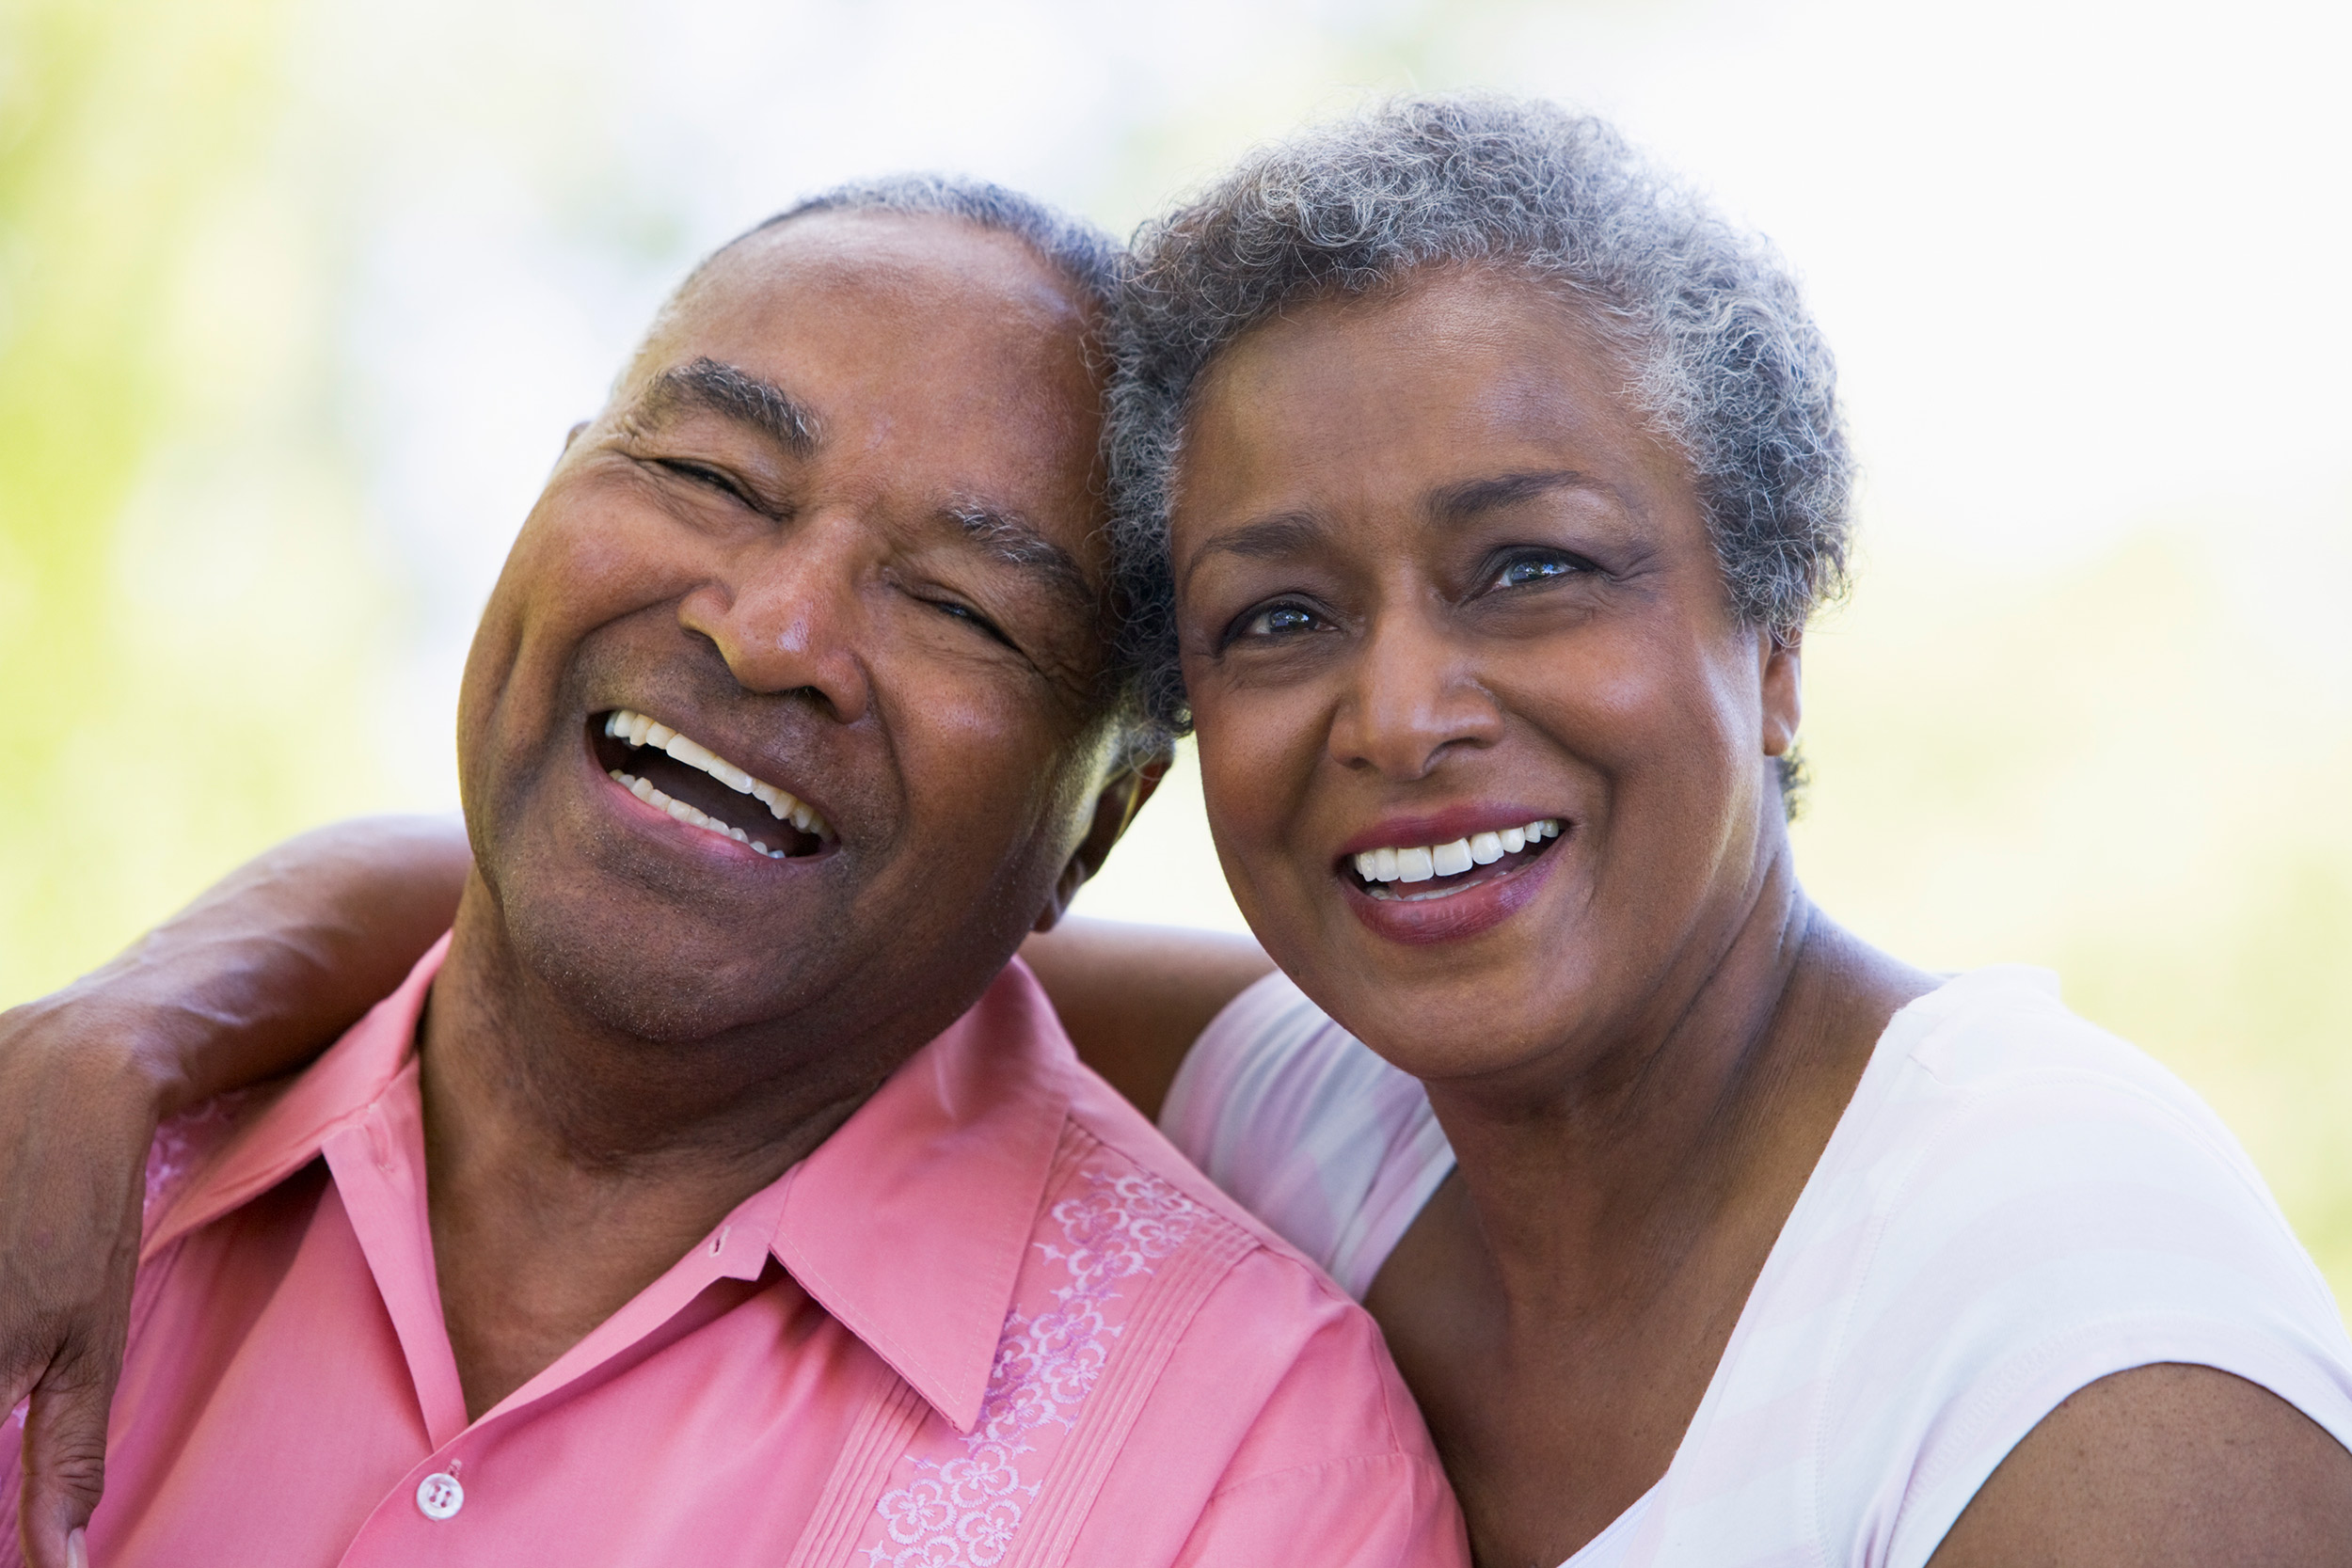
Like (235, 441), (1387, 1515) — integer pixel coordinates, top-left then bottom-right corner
(1175, 268), (1682, 522)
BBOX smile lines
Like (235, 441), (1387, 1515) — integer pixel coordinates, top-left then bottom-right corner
(1355, 820), (1560, 887)
(602, 707), (832, 858)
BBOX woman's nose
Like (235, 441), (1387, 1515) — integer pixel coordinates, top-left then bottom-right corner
(675, 517), (873, 723)
(1326, 610), (1502, 779)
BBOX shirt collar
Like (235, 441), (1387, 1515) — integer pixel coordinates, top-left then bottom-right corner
(144, 931), (453, 1258)
(144, 932), (1074, 1435)
(759, 958), (1071, 1433)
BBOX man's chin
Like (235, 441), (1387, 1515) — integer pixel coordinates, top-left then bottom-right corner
(489, 881), (816, 1045)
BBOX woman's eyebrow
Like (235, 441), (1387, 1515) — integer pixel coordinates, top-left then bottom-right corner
(1425, 468), (1613, 523)
(1178, 512), (1328, 594)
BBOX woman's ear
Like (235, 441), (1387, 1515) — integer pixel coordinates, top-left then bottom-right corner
(1033, 753), (1171, 933)
(1760, 628), (1804, 759)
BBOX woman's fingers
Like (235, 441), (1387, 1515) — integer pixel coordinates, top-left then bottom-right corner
(18, 1336), (124, 1568)
(0, 998), (161, 1568)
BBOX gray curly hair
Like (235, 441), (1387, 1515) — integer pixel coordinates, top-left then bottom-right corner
(1106, 95), (1853, 794)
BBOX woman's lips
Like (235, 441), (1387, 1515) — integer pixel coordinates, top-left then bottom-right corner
(1336, 823), (1566, 945)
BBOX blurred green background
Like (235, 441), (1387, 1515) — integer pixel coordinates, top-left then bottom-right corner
(3, 0), (2346, 1306)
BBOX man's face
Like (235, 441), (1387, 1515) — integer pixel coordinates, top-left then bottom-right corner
(454, 211), (1124, 1053)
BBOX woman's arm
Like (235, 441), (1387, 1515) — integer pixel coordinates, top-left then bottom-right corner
(1018, 917), (1273, 1120)
(0, 814), (469, 1568)
(1927, 1362), (2352, 1565)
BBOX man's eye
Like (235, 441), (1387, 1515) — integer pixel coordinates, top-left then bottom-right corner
(657, 459), (752, 504)
(931, 598), (1014, 648)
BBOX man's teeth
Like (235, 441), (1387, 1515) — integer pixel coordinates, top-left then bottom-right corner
(609, 771), (789, 858)
(601, 708), (832, 844)
(1354, 820), (1560, 886)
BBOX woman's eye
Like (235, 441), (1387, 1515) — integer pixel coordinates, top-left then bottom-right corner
(1491, 553), (1581, 590)
(1238, 602), (1325, 640)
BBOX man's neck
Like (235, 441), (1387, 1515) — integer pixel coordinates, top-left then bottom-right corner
(413, 884), (906, 1418)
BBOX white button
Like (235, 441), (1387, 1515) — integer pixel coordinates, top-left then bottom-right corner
(416, 1471), (466, 1520)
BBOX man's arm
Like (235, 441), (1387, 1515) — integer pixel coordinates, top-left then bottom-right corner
(1018, 918), (1273, 1120)
(1, 814), (469, 1568)
(1928, 1362), (2352, 1566)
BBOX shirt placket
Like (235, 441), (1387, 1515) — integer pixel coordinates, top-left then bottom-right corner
(321, 1099), (782, 1559)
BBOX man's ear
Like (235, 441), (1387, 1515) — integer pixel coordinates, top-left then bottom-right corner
(1760, 626), (1804, 758)
(1033, 753), (1170, 933)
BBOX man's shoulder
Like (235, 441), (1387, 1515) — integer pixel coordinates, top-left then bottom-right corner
(1053, 1050), (1347, 1291)
(1017, 1064), (1460, 1563)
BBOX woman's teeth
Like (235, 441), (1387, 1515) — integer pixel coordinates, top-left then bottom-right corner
(1353, 820), (1560, 888)
(601, 707), (832, 853)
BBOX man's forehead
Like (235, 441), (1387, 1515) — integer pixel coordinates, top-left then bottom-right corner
(683, 209), (1092, 340)
(618, 211), (1104, 547)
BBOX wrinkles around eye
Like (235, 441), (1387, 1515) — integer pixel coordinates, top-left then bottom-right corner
(655, 457), (765, 512)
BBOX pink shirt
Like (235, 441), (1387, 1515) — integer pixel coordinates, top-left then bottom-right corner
(0, 939), (1462, 1568)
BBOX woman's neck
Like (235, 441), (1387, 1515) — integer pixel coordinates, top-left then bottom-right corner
(1373, 845), (1937, 1566)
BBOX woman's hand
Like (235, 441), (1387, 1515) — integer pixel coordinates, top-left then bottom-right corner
(0, 986), (176, 1568)
(1, 816), (469, 1568)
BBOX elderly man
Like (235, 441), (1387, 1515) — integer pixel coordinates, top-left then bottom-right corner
(0, 181), (1461, 1568)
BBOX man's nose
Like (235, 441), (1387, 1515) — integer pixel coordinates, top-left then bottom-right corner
(675, 515), (874, 723)
(1326, 607), (1503, 780)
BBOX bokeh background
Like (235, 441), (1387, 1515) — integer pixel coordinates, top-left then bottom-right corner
(4, 0), (2346, 1302)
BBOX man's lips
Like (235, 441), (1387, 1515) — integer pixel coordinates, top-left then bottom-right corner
(589, 708), (833, 860)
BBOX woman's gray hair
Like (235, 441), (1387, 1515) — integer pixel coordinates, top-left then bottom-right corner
(1107, 95), (1853, 783)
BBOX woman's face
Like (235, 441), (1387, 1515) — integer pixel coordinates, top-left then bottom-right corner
(1171, 266), (1801, 1086)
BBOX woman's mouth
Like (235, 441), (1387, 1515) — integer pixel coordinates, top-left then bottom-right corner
(1344, 819), (1563, 901)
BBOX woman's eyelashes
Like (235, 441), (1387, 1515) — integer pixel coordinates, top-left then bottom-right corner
(1483, 547), (1593, 594)
(1225, 598), (1332, 648)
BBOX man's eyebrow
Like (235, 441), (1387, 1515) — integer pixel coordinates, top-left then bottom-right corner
(946, 503), (1097, 613)
(639, 356), (818, 456)
(1425, 468), (1617, 522)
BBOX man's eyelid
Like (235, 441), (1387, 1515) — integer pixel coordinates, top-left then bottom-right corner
(887, 563), (1032, 659)
(936, 594), (1017, 648)
(637, 450), (778, 515)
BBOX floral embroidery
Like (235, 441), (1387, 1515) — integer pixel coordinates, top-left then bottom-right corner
(142, 1092), (252, 1224)
(862, 1167), (1204, 1568)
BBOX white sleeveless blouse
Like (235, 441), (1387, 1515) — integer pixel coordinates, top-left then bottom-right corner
(1159, 965), (2352, 1568)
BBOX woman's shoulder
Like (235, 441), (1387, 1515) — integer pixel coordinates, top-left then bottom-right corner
(1885, 964), (2241, 1126)
(1157, 971), (1454, 1299)
(1723, 964), (2352, 1567)
(1848, 965), (2318, 1268)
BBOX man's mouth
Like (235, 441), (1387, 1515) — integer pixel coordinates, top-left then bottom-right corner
(1345, 819), (1562, 901)
(591, 708), (834, 860)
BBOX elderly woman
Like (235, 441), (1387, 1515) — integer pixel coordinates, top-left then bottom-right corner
(7, 97), (2352, 1567)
